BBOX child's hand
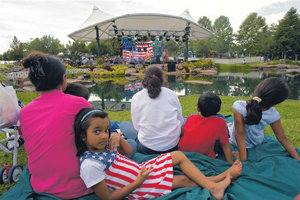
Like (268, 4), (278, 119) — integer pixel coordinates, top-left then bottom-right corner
(108, 132), (123, 152)
(135, 166), (155, 186)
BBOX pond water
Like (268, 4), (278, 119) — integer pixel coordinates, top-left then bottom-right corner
(88, 70), (300, 111)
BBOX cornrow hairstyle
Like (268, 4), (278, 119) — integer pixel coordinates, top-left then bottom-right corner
(142, 66), (163, 98)
(198, 92), (221, 117)
(74, 108), (110, 157)
(22, 51), (66, 92)
(245, 77), (289, 125)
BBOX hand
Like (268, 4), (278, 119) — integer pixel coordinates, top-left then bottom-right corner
(135, 166), (155, 187)
(108, 132), (123, 152)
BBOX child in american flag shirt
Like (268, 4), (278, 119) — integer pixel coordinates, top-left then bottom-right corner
(74, 108), (242, 200)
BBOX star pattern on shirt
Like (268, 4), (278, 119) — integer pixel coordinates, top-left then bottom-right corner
(80, 149), (118, 171)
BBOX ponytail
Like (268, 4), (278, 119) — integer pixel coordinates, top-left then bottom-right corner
(244, 77), (289, 125)
(142, 66), (163, 99)
(245, 99), (262, 125)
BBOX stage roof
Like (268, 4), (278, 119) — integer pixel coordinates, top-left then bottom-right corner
(68, 6), (214, 42)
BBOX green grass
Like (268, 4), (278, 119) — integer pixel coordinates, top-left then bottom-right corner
(217, 63), (252, 73)
(0, 93), (299, 195)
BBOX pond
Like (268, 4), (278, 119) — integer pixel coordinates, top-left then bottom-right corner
(88, 70), (300, 111)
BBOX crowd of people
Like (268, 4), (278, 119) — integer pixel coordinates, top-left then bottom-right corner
(3, 51), (299, 200)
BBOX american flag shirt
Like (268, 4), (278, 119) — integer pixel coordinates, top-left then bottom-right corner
(80, 149), (173, 200)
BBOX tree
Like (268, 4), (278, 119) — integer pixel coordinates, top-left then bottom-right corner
(265, 23), (278, 59)
(196, 16), (213, 57)
(166, 40), (180, 56)
(236, 13), (268, 56)
(211, 16), (234, 57)
(6, 36), (24, 61)
(65, 41), (89, 61)
(275, 7), (300, 62)
(197, 16), (212, 30)
(26, 35), (65, 55)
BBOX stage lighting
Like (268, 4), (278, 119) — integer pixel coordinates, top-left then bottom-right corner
(182, 36), (187, 42)
(159, 36), (163, 41)
(165, 35), (170, 42)
(143, 35), (148, 41)
(175, 35), (180, 42)
(151, 35), (156, 41)
(127, 35), (132, 41)
(112, 25), (118, 35)
(137, 35), (142, 41)
(185, 26), (191, 32)
(117, 35), (122, 41)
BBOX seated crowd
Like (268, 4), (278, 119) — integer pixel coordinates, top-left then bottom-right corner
(4, 52), (299, 200)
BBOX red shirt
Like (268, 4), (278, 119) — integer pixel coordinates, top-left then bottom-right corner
(178, 114), (229, 158)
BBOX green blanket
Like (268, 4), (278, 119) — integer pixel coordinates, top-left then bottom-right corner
(1, 136), (299, 200)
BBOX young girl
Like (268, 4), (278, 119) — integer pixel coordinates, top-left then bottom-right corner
(74, 108), (242, 200)
(229, 77), (300, 161)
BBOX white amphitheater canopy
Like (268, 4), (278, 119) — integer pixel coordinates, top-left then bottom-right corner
(68, 6), (214, 57)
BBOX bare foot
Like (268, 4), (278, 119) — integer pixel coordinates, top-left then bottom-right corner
(226, 160), (242, 179)
(232, 151), (240, 160)
(210, 173), (231, 200)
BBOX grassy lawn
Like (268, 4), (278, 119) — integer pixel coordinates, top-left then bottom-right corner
(0, 92), (299, 196)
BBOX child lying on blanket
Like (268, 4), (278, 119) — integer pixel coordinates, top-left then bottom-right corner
(229, 77), (300, 161)
(74, 108), (242, 200)
(178, 92), (234, 163)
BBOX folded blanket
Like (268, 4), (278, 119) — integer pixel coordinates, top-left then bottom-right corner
(1, 135), (299, 200)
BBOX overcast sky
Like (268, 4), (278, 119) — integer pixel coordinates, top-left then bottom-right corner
(1, 0), (299, 54)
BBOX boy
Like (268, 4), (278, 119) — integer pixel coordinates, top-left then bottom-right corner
(178, 92), (233, 163)
(65, 83), (90, 101)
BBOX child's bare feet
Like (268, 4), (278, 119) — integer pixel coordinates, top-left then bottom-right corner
(232, 151), (240, 160)
(226, 160), (242, 179)
(210, 173), (231, 200)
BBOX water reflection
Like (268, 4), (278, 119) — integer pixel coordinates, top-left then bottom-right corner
(88, 71), (300, 111)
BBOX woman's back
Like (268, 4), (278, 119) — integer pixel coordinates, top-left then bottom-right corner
(20, 90), (92, 199)
(132, 87), (183, 151)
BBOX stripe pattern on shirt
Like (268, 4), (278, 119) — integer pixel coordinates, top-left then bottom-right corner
(106, 153), (173, 200)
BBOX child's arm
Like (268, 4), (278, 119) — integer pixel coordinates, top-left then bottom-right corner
(271, 119), (300, 161)
(92, 166), (154, 200)
(233, 109), (248, 161)
(222, 143), (234, 163)
(108, 132), (133, 155)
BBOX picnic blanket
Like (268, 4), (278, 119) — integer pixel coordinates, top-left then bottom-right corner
(1, 125), (300, 199)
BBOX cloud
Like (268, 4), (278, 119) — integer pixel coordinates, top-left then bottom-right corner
(256, 0), (300, 15)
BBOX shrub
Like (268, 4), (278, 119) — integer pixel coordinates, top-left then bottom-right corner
(194, 59), (214, 69)
(96, 58), (104, 65)
(0, 65), (8, 72)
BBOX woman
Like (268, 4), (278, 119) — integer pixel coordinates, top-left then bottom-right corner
(121, 66), (184, 154)
(19, 52), (127, 199)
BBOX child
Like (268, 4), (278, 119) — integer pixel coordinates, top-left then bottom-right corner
(229, 77), (300, 161)
(74, 108), (242, 200)
(65, 83), (90, 100)
(178, 92), (233, 163)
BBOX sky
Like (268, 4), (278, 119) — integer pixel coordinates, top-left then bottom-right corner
(0, 0), (299, 55)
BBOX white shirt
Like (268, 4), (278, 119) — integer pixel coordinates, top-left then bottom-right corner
(80, 159), (106, 188)
(131, 87), (184, 151)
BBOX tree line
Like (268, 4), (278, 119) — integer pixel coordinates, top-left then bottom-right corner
(1, 7), (299, 62)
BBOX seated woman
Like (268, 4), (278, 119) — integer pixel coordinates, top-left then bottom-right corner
(18, 52), (126, 199)
(121, 66), (184, 154)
